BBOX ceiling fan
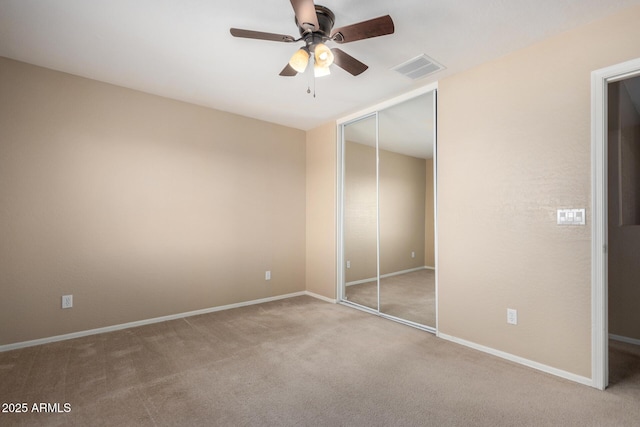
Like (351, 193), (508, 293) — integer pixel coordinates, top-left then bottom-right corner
(230, 0), (394, 78)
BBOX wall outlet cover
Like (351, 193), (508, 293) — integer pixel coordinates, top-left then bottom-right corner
(62, 295), (73, 309)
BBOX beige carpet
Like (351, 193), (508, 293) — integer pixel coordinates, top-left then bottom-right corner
(1, 296), (639, 426)
(346, 269), (435, 327)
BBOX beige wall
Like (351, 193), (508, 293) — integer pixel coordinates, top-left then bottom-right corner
(438, 5), (640, 378)
(608, 80), (640, 341)
(0, 57), (306, 346)
(425, 158), (435, 268)
(306, 122), (337, 300)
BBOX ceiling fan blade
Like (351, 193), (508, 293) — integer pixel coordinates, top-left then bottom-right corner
(279, 63), (298, 77)
(331, 48), (368, 76)
(230, 28), (295, 43)
(290, 0), (320, 31)
(331, 15), (394, 43)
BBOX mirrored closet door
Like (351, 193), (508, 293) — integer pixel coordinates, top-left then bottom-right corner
(340, 89), (437, 330)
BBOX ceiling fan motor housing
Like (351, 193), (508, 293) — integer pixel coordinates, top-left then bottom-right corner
(296, 5), (335, 37)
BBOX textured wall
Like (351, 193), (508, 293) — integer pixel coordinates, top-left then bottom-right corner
(305, 122), (337, 300)
(438, 5), (640, 378)
(0, 57), (306, 346)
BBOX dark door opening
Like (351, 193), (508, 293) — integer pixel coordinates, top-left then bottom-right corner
(606, 75), (640, 388)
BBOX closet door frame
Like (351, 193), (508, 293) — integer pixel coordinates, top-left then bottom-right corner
(336, 82), (438, 331)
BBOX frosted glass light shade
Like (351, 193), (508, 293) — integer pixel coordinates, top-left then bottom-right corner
(314, 43), (334, 68)
(289, 48), (310, 73)
(314, 63), (331, 77)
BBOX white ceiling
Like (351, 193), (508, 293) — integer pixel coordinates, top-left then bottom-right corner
(1, 0), (639, 131)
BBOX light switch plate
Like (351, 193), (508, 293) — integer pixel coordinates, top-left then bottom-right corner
(557, 208), (585, 225)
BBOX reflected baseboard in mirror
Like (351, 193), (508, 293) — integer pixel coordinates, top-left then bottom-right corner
(345, 268), (435, 328)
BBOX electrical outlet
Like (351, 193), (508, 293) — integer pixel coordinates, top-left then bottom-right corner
(62, 295), (73, 309)
(507, 308), (517, 325)
(265, 271), (271, 281)
(346, 260), (351, 269)
(411, 251), (416, 258)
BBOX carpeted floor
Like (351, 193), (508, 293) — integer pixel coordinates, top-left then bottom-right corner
(345, 269), (435, 327)
(1, 296), (639, 426)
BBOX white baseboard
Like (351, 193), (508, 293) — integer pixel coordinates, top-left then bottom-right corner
(305, 291), (337, 304)
(345, 277), (376, 286)
(437, 332), (593, 388)
(610, 333), (640, 346)
(346, 266), (428, 286)
(0, 291), (308, 353)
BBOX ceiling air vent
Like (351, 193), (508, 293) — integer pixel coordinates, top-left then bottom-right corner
(392, 54), (444, 80)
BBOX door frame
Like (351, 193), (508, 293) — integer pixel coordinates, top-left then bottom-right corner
(336, 82), (439, 332)
(591, 57), (640, 390)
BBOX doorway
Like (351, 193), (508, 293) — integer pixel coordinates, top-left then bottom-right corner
(606, 74), (640, 388)
(592, 57), (640, 390)
(337, 85), (438, 331)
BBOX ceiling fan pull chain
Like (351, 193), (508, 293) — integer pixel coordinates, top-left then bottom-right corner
(309, 55), (316, 97)
(307, 56), (314, 97)
(307, 57), (311, 95)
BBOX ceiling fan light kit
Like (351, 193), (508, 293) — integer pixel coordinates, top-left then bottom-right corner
(230, 0), (394, 81)
(314, 43), (334, 68)
(289, 48), (310, 73)
(314, 61), (331, 77)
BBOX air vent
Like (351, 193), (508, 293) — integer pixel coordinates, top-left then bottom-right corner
(392, 54), (445, 80)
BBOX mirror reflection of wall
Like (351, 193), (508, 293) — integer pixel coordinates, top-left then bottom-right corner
(343, 115), (378, 310)
(342, 91), (436, 328)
